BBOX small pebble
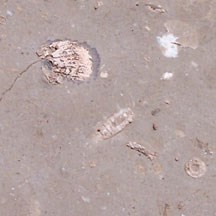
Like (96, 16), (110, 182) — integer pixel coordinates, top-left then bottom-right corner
(175, 157), (179, 161)
(152, 123), (158, 130)
(164, 100), (170, 104)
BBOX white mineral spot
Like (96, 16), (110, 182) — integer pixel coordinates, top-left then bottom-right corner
(160, 72), (173, 80)
(100, 71), (108, 78)
(81, 196), (90, 203)
(157, 34), (179, 58)
(145, 26), (151, 31)
(7, 10), (13, 16)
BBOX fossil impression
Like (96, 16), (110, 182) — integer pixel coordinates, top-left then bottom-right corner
(37, 40), (100, 84)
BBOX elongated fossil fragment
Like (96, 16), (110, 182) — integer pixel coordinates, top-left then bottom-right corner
(96, 108), (134, 140)
(126, 141), (157, 160)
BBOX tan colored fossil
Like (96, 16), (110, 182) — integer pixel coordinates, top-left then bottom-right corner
(37, 40), (100, 84)
(96, 108), (134, 140)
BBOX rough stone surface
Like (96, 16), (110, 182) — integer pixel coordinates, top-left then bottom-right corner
(0, 0), (216, 215)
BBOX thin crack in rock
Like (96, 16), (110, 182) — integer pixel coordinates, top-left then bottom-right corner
(0, 60), (40, 102)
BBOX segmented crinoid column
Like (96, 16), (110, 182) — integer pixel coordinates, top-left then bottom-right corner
(96, 108), (134, 140)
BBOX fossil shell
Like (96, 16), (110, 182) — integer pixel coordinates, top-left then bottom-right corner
(37, 40), (100, 84)
(185, 157), (207, 178)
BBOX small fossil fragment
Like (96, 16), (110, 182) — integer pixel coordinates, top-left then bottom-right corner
(94, 0), (104, 10)
(89, 161), (97, 168)
(145, 3), (166, 13)
(152, 123), (158, 131)
(175, 130), (186, 138)
(96, 108), (134, 140)
(126, 141), (157, 160)
(185, 157), (207, 178)
(37, 40), (100, 84)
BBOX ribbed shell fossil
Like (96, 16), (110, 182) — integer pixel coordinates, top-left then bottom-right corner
(37, 40), (100, 84)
